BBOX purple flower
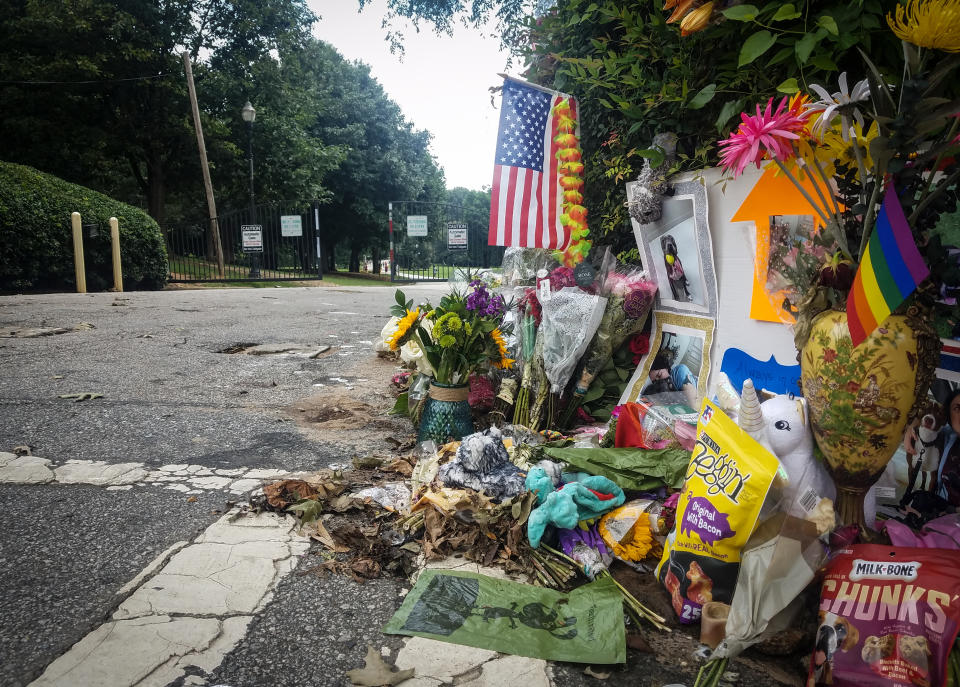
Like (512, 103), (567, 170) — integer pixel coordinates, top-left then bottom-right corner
(466, 286), (490, 314)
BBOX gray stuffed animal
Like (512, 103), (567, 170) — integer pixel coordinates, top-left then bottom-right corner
(627, 132), (678, 225)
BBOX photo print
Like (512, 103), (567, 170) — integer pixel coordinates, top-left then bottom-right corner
(621, 311), (715, 408)
(626, 179), (718, 318)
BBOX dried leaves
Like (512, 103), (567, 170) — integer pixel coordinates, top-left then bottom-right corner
(346, 646), (414, 686)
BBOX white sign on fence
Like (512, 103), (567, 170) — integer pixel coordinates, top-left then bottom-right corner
(407, 215), (428, 237)
(447, 221), (468, 249)
(280, 215), (303, 237)
(241, 225), (263, 252)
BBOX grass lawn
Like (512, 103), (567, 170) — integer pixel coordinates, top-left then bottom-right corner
(168, 255), (394, 288)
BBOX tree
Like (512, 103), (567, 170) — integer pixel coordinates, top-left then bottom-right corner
(297, 41), (445, 272)
(0, 0), (320, 225)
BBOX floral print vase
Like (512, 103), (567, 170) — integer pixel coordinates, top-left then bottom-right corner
(800, 310), (918, 528)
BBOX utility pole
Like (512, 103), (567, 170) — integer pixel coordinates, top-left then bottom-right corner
(182, 51), (225, 278)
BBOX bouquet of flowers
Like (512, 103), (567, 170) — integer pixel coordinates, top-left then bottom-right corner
(540, 281), (608, 395)
(512, 287), (542, 428)
(387, 280), (514, 386)
(560, 267), (658, 427)
(717, 8), (959, 363)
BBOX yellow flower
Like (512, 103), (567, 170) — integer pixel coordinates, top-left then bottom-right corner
(491, 328), (509, 357)
(386, 307), (420, 350)
(887, 0), (960, 52)
(812, 119), (878, 179)
(489, 328), (514, 369)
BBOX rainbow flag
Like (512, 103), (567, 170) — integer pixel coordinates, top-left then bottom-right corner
(846, 187), (929, 346)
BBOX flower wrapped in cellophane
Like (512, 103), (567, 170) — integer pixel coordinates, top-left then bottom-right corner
(512, 287), (542, 428)
(560, 268), (658, 427)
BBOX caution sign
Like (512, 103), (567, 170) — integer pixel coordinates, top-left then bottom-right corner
(241, 225), (263, 252)
(447, 222), (468, 250)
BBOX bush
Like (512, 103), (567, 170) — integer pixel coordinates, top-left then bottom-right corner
(0, 161), (168, 291)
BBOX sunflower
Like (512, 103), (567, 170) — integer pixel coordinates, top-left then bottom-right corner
(887, 0), (960, 52)
(489, 328), (514, 369)
(386, 307), (420, 350)
(812, 120), (878, 179)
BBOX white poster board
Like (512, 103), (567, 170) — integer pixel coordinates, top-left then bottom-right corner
(280, 215), (303, 237)
(621, 168), (797, 400)
(407, 215), (428, 237)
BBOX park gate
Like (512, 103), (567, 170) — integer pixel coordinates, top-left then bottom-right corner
(165, 200), (324, 282)
(389, 201), (505, 282)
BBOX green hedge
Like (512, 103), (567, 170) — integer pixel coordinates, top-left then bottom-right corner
(0, 161), (168, 291)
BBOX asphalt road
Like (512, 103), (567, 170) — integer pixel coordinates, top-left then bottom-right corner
(0, 284), (804, 687)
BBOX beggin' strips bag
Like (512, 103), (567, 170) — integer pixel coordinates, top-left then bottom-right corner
(656, 400), (781, 624)
(809, 545), (960, 687)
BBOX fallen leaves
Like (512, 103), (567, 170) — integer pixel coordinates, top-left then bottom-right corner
(58, 393), (103, 402)
(264, 480), (320, 509)
(346, 645), (414, 686)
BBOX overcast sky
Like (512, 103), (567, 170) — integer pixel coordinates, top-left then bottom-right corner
(308, 0), (513, 191)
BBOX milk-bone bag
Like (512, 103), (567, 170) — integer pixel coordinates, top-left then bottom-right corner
(809, 544), (960, 687)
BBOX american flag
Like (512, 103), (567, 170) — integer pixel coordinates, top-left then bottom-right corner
(488, 78), (575, 249)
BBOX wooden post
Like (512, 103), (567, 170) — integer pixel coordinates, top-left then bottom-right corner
(109, 217), (123, 292)
(71, 212), (87, 293)
(182, 51), (225, 278)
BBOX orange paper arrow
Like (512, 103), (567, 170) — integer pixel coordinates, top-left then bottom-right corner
(731, 166), (824, 323)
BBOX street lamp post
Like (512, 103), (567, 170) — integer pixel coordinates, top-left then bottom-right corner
(241, 101), (259, 278)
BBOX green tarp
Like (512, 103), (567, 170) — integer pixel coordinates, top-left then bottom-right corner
(384, 569), (626, 664)
(543, 446), (690, 492)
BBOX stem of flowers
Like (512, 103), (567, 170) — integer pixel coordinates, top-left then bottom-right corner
(773, 158), (835, 233)
(540, 544), (670, 632)
(912, 116), (960, 220)
(859, 173), (886, 261)
(806, 156), (851, 256)
(793, 151), (839, 228)
(909, 166), (960, 226)
(694, 657), (729, 687)
(842, 114), (872, 201)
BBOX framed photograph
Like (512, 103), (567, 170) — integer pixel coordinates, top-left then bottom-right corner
(620, 311), (715, 407)
(626, 179), (718, 319)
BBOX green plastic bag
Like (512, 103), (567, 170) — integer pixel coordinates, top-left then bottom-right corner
(384, 569), (626, 664)
(543, 446), (690, 491)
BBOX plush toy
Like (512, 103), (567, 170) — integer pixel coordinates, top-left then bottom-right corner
(914, 414), (943, 492)
(759, 392), (836, 518)
(525, 472), (625, 548)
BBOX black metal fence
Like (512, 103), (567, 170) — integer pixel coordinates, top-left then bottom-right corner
(165, 201), (323, 282)
(390, 201), (505, 282)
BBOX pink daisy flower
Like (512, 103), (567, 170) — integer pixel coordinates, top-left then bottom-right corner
(718, 96), (810, 177)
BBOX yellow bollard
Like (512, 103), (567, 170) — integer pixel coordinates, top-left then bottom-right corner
(71, 212), (87, 293)
(109, 217), (123, 292)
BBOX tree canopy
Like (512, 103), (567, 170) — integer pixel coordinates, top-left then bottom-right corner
(0, 0), (445, 271)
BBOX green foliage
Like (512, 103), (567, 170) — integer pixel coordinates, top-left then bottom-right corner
(519, 0), (907, 255)
(0, 162), (168, 292)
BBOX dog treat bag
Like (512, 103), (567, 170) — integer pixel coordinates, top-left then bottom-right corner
(656, 400), (781, 624)
(809, 544), (960, 687)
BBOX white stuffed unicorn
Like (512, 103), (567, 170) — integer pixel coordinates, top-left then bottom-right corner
(738, 379), (837, 519)
(759, 392), (836, 518)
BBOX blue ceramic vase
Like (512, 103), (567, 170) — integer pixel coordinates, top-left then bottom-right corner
(417, 382), (473, 443)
